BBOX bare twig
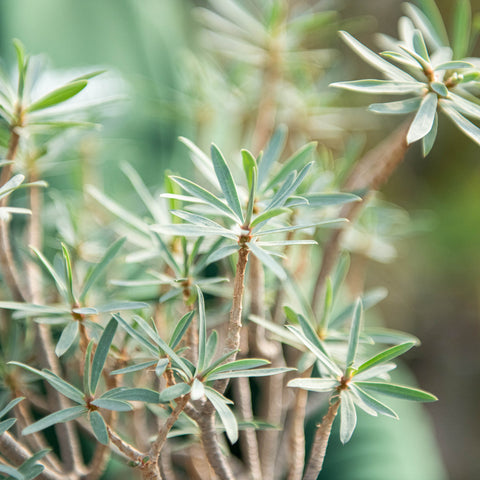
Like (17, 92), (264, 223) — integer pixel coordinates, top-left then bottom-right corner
(302, 398), (340, 480)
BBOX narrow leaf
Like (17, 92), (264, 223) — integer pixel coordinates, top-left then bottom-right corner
(441, 102), (480, 146)
(91, 318), (118, 394)
(27, 81), (87, 113)
(0, 418), (17, 435)
(0, 397), (24, 419)
(169, 311), (195, 349)
(101, 387), (160, 403)
(205, 244), (239, 265)
(196, 286), (207, 373)
(340, 392), (357, 444)
(22, 406), (87, 435)
(158, 383), (191, 403)
(55, 321), (79, 357)
(356, 381), (438, 402)
(287, 377), (338, 392)
(209, 366), (294, 381)
(407, 93), (438, 144)
(91, 398), (132, 411)
(190, 378), (205, 401)
(250, 207), (289, 229)
(80, 238), (126, 302)
(258, 125), (287, 187)
(90, 410), (109, 445)
(350, 384), (399, 419)
(204, 387), (238, 444)
(354, 342), (416, 376)
(368, 97), (421, 115)
(452, 0), (471, 59)
(247, 242), (287, 281)
(84, 340), (94, 396)
(422, 112), (438, 156)
(345, 299), (363, 373)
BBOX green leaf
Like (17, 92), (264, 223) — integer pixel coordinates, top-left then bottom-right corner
(80, 238), (126, 303)
(345, 299), (363, 374)
(101, 387), (160, 403)
(0, 417), (17, 435)
(156, 358), (170, 377)
(368, 97), (421, 115)
(8, 362), (85, 404)
(61, 243), (76, 305)
(355, 381), (438, 402)
(27, 80), (88, 113)
(250, 207), (289, 229)
(90, 410), (109, 445)
(73, 301), (148, 315)
(152, 223), (236, 240)
(286, 326), (342, 377)
(441, 102), (480, 146)
(110, 360), (157, 376)
(422, 112), (438, 156)
(247, 242), (287, 281)
(338, 31), (415, 82)
(447, 93), (480, 120)
(179, 137), (219, 190)
(55, 321), (79, 357)
(241, 149), (257, 191)
(302, 193), (360, 207)
(210, 144), (244, 223)
(113, 314), (158, 356)
(169, 211), (235, 239)
(90, 318), (118, 394)
(434, 61), (473, 71)
(332, 79), (423, 95)
(22, 406), (87, 435)
(354, 342), (416, 376)
(350, 384), (399, 419)
(257, 240), (317, 247)
(264, 142), (317, 192)
(0, 174), (24, 198)
(258, 125), (287, 188)
(205, 244), (239, 265)
(204, 386), (238, 444)
(190, 378), (205, 401)
(452, 0), (471, 59)
(407, 93), (438, 144)
(16, 449), (49, 480)
(13, 38), (26, 99)
(204, 330), (218, 367)
(403, 3), (448, 49)
(430, 82), (448, 98)
(0, 397), (24, 419)
(0, 463), (24, 480)
(364, 327), (420, 346)
(196, 286), (207, 373)
(29, 247), (68, 302)
(287, 377), (338, 392)
(208, 366), (294, 381)
(90, 398), (132, 412)
(84, 341), (94, 396)
(340, 392), (356, 444)
(297, 313), (328, 355)
(206, 358), (270, 377)
(412, 29), (430, 62)
(255, 219), (346, 237)
(169, 311), (195, 349)
(158, 383), (191, 403)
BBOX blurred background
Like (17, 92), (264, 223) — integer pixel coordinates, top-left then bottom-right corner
(1, 1), (479, 479)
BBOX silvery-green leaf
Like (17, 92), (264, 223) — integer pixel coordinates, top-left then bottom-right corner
(0, 463), (23, 479)
(354, 342), (416, 376)
(210, 144), (244, 223)
(340, 392), (357, 444)
(434, 61), (473, 71)
(158, 383), (191, 403)
(422, 112), (438, 156)
(101, 387), (160, 403)
(287, 377), (338, 392)
(412, 30), (430, 63)
(22, 406), (87, 435)
(255, 219), (346, 237)
(430, 82), (448, 98)
(301, 193), (361, 207)
(446, 93), (480, 120)
(169, 311), (195, 349)
(205, 244), (239, 265)
(355, 381), (438, 402)
(155, 358), (170, 377)
(209, 366), (294, 381)
(204, 386), (238, 444)
(91, 398), (132, 412)
(250, 208), (289, 229)
(90, 410), (109, 445)
(0, 397), (24, 419)
(398, 45), (430, 70)
(190, 378), (205, 401)
(0, 418), (17, 436)
(368, 97), (421, 115)
(331, 79), (422, 95)
(353, 363), (396, 382)
(196, 286), (207, 373)
(258, 125), (287, 188)
(403, 2), (448, 49)
(247, 242), (286, 281)
(110, 361), (158, 377)
(345, 299), (363, 373)
(364, 327), (420, 346)
(441, 102), (480, 146)
(152, 223), (237, 240)
(380, 51), (422, 70)
(55, 321), (79, 357)
(407, 93), (438, 144)
(91, 318), (117, 394)
(30, 247), (68, 302)
(349, 384), (398, 419)
(339, 31), (415, 81)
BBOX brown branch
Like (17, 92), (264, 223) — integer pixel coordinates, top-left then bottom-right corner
(302, 398), (340, 480)
(0, 432), (69, 480)
(311, 120), (411, 312)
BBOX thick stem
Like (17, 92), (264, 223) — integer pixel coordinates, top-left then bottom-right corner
(302, 399), (340, 480)
(311, 121), (410, 312)
(198, 414), (235, 480)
